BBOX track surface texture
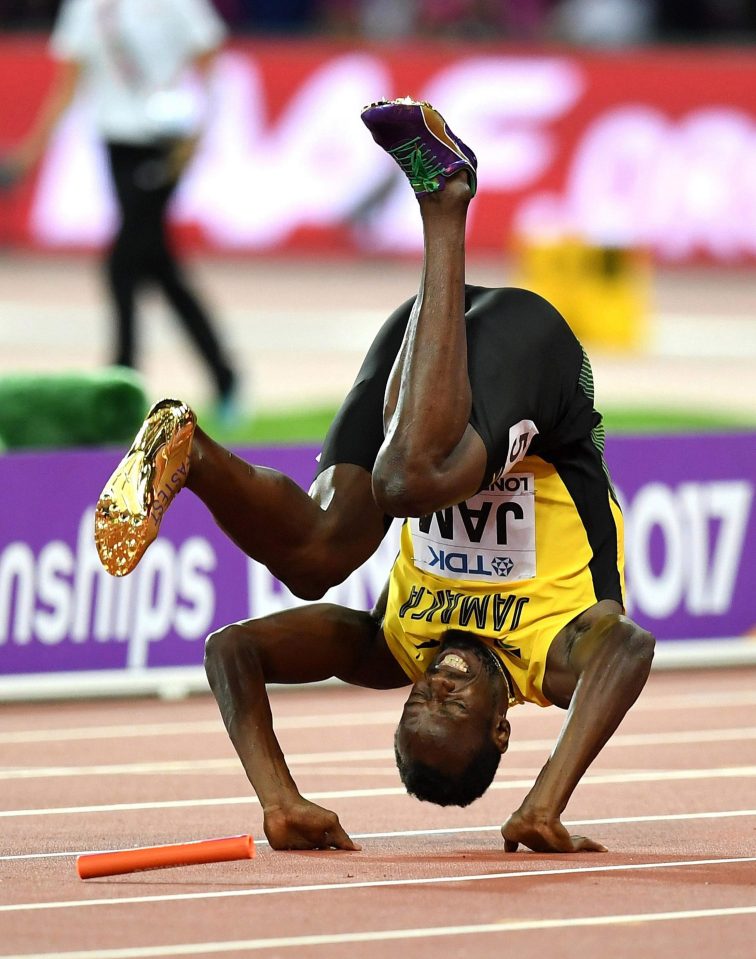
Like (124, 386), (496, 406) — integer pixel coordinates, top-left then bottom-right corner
(1, 667), (756, 958)
(2, 256), (755, 418)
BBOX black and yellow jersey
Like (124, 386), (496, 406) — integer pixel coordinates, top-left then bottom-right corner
(383, 454), (624, 705)
(317, 285), (625, 706)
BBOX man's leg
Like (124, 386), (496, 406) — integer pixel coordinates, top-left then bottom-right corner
(362, 102), (489, 516)
(186, 431), (386, 597)
(94, 399), (385, 596)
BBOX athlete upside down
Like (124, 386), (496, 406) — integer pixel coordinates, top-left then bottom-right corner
(94, 98), (655, 854)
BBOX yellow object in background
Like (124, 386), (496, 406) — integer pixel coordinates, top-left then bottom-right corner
(512, 236), (651, 351)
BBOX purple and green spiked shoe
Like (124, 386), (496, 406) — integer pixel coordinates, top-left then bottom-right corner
(360, 97), (478, 198)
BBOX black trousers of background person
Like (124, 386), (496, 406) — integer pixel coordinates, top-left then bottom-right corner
(105, 141), (236, 402)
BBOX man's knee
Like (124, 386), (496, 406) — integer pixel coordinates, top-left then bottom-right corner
(273, 528), (364, 600)
(269, 557), (345, 602)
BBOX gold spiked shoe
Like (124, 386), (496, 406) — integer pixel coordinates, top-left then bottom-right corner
(94, 399), (196, 576)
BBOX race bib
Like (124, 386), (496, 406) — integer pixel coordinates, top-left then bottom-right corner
(410, 473), (536, 583)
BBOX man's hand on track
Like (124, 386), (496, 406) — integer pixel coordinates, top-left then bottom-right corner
(501, 807), (607, 854)
(263, 797), (361, 851)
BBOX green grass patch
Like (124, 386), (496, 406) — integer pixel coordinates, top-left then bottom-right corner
(199, 405), (338, 446)
(601, 407), (756, 434)
(199, 404), (755, 446)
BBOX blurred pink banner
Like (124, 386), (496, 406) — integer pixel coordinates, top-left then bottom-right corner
(2, 38), (755, 262)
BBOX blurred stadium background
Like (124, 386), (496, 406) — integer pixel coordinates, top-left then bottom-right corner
(1, 0), (755, 695)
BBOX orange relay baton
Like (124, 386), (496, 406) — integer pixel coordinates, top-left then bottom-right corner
(76, 834), (255, 879)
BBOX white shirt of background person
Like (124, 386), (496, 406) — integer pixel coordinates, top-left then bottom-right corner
(50, 0), (227, 144)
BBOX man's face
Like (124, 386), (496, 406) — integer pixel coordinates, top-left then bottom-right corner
(395, 634), (510, 779)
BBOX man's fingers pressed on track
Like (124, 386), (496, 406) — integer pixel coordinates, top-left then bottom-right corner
(571, 835), (608, 853)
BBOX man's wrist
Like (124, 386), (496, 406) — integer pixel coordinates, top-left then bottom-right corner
(256, 767), (303, 811)
(262, 793), (302, 816)
(517, 796), (558, 820)
(519, 765), (569, 819)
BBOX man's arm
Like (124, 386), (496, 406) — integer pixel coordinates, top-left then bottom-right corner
(502, 601), (655, 853)
(204, 592), (407, 851)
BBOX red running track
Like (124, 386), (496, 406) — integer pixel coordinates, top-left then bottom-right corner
(1, 667), (756, 959)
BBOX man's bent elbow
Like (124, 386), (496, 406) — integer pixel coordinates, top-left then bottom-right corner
(204, 623), (252, 687)
(372, 457), (435, 517)
(619, 618), (656, 676)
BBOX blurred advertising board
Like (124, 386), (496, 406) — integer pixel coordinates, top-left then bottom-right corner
(1, 39), (756, 263)
(1, 436), (754, 699)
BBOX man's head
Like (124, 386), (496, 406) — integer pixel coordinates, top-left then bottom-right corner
(394, 632), (512, 807)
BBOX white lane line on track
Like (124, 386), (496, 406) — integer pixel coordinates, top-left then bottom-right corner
(14, 906), (756, 959)
(2, 808), (754, 863)
(2, 765), (756, 819)
(1, 856), (755, 916)
(5, 906), (756, 959)
(0, 713), (397, 745)
(4, 726), (756, 781)
(3, 688), (756, 746)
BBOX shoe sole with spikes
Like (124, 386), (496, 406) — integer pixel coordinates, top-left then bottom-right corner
(94, 399), (196, 576)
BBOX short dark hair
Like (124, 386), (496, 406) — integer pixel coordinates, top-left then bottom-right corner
(394, 730), (502, 808)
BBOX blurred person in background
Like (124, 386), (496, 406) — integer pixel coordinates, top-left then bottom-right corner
(416, 0), (554, 40)
(317, 0), (417, 39)
(0, 0), (61, 29)
(550, 0), (755, 45)
(549, 0), (656, 46)
(655, 0), (756, 41)
(2, 0), (240, 420)
(230, 0), (319, 34)
(316, 0), (557, 44)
